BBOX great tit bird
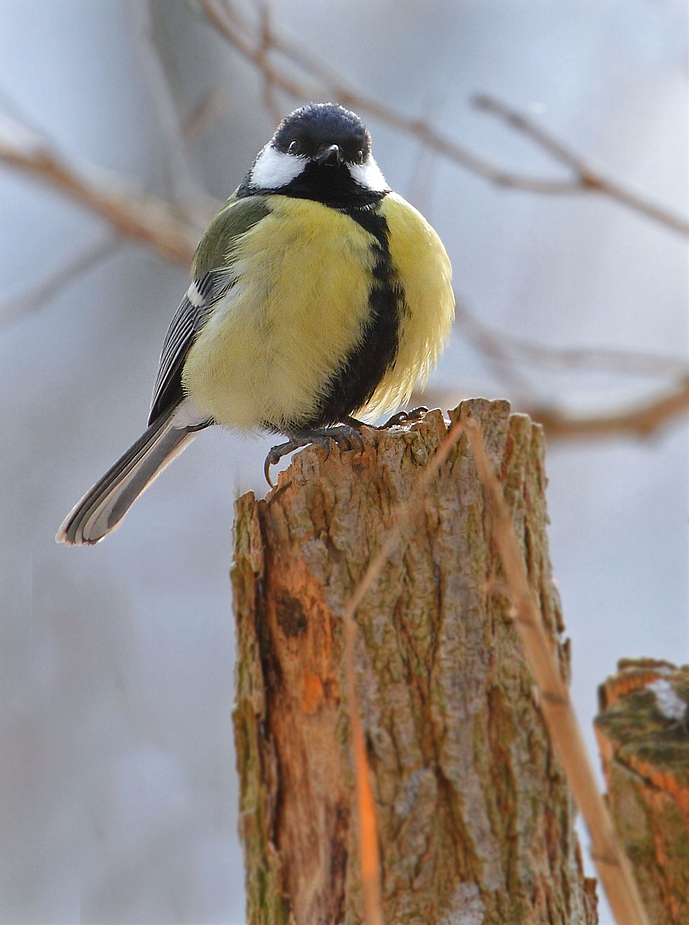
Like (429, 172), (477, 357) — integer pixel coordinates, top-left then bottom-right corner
(57, 103), (454, 546)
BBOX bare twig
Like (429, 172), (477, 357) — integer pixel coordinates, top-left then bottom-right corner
(464, 418), (650, 925)
(254, 0), (284, 123)
(0, 236), (121, 330)
(480, 336), (689, 380)
(405, 95), (443, 218)
(527, 378), (689, 441)
(418, 379), (689, 444)
(422, 301), (689, 441)
(454, 302), (535, 399)
(133, 0), (218, 223)
(473, 94), (689, 236)
(0, 116), (200, 265)
(197, 0), (689, 236)
(182, 86), (225, 139)
(455, 300), (689, 380)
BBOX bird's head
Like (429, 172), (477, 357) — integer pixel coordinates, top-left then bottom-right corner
(245, 103), (389, 205)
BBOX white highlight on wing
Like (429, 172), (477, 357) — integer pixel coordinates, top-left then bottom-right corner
(647, 678), (687, 721)
(348, 156), (388, 193)
(186, 280), (205, 308)
(251, 145), (307, 189)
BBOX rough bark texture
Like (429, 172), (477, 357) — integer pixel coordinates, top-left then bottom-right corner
(595, 659), (689, 925)
(231, 398), (597, 925)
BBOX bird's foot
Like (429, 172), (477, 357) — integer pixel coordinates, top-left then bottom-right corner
(377, 406), (429, 429)
(264, 424), (365, 487)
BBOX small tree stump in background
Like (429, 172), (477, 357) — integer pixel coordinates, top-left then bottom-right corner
(595, 659), (689, 925)
(232, 399), (597, 925)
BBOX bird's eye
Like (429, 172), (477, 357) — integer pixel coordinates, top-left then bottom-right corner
(356, 150), (365, 165)
(288, 140), (300, 155)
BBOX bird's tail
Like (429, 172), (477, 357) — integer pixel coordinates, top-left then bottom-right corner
(56, 405), (205, 546)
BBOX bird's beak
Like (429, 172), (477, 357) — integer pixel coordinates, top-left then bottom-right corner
(315, 144), (343, 167)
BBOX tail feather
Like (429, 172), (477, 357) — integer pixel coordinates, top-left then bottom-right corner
(56, 406), (204, 546)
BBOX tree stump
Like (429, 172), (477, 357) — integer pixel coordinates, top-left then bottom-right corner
(595, 659), (689, 925)
(231, 398), (597, 925)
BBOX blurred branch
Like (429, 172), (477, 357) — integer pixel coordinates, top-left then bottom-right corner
(485, 337), (689, 380)
(0, 237), (121, 330)
(473, 94), (689, 236)
(418, 378), (689, 442)
(450, 301), (689, 438)
(0, 112), (199, 265)
(197, 0), (689, 236)
(255, 0), (284, 123)
(455, 303), (538, 400)
(134, 1), (219, 222)
(455, 301), (689, 380)
(528, 378), (689, 441)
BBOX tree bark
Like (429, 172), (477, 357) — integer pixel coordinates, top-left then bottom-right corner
(231, 398), (597, 925)
(595, 658), (689, 925)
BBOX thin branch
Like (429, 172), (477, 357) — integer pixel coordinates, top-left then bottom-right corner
(133, 0), (218, 223)
(424, 302), (689, 439)
(134, 1), (200, 204)
(454, 302), (535, 400)
(417, 378), (689, 444)
(455, 301), (689, 380)
(197, 0), (689, 236)
(405, 94), (443, 218)
(0, 115), (199, 266)
(254, 0), (284, 124)
(486, 336), (689, 380)
(0, 236), (121, 330)
(182, 86), (224, 139)
(473, 94), (689, 236)
(526, 378), (689, 440)
(464, 418), (650, 925)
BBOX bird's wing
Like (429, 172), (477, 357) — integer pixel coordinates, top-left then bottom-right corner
(148, 194), (272, 424)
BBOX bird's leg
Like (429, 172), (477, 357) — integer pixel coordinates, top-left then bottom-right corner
(264, 423), (365, 487)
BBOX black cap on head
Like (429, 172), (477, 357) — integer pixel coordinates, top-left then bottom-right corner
(272, 103), (371, 164)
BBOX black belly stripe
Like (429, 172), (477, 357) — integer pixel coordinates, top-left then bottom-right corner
(294, 205), (405, 430)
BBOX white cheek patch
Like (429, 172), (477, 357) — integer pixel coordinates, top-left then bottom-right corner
(348, 156), (388, 193)
(250, 145), (307, 189)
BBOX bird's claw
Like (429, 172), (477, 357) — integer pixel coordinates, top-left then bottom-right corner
(379, 406), (429, 429)
(264, 441), (297, 488)
(328, 424), (365, 455)
(263, 424), (365, 487)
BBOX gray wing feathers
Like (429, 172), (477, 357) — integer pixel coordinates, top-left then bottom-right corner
(148, 197), (271, 425)
(56, 406), (198, 546)
(148, 274), (218, 425)
(57, 195), (273, 545)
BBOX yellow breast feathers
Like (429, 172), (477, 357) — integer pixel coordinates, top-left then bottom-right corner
(182, 193), (453, 431)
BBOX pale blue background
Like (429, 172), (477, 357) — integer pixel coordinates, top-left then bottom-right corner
(0, 2), (686, 923)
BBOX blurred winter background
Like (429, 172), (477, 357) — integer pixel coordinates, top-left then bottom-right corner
(0, 0), (686, 922)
